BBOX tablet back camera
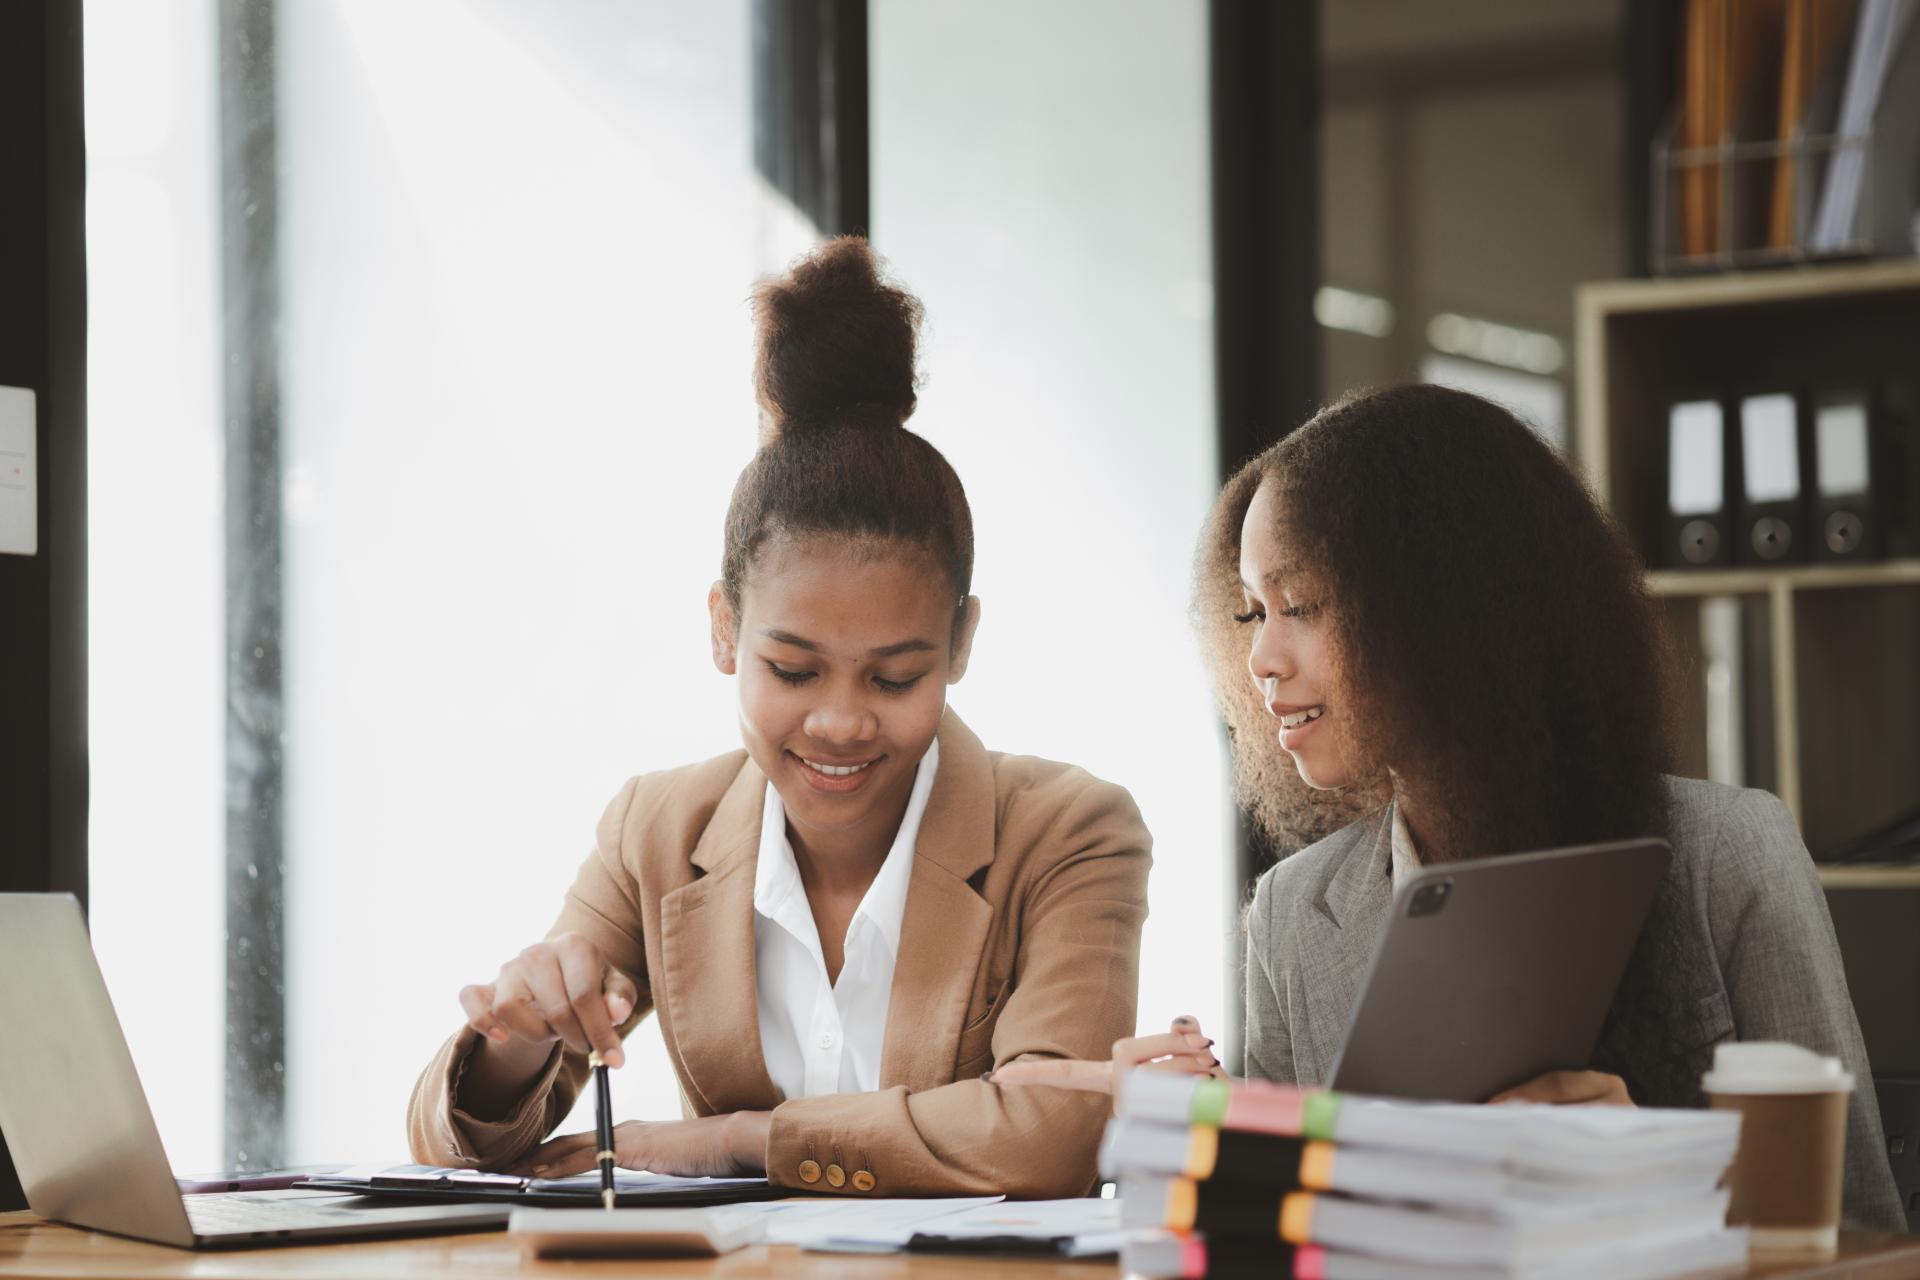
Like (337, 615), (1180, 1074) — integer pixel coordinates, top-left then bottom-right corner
(1407, 879), (1453, 917)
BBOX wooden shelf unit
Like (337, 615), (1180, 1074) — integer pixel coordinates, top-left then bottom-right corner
(1574, 261), (1920, 855)
(1645, 558), (1920, 597)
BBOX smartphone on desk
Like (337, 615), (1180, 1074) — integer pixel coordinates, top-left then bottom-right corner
(175, 1164), (348, 1194)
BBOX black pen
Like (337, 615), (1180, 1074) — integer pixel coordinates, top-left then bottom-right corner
(589, 1050), (616, 1211)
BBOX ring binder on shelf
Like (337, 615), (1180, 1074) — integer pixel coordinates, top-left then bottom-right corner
(1652, 0), (1920, 271)
(1810, 389), (1878, 560)
(1667, 399), (1733, 567)
(1884, 377), (1920, 559)
(1809, 0), (1920, 253)
(1737, 392), (1807, 564)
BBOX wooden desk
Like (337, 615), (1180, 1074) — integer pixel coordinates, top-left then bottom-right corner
(4, 1213), (1919, 1279)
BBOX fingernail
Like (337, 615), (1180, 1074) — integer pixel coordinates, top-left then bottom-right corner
(531, 1164), (548, 1174)
(605, 1050), (625, 1069)
(1173, 1016), (1196, 1028)
(488, 1028), (509, 1043)
(980, 1070), (997, 1084)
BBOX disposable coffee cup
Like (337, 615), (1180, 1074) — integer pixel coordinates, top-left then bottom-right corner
(1703, 1042), (1853, 1261)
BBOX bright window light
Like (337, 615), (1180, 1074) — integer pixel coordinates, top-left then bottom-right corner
(1315, 285), (1396, 338)
(84, 0), (225, 1176)
(873, 0), (1231, 1047)
(1426, 311), (1566, 375)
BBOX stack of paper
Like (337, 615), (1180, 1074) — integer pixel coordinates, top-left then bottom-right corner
(1106, 1074), (1748, 1280)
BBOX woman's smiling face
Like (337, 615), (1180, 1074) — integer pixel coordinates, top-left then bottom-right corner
(712, 536), (976, 846)
(1238, 479), (1353, 791)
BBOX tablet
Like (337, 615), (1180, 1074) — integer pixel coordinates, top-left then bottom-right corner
(1328, 837), (1670, 1103)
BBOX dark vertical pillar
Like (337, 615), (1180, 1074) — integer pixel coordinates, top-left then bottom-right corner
(1624, 0), (1682, 277)
(0, 0), (89, 1214)
(1209, 0), (1322, 1065)
(752, 0), (870, 237)
(219, 0), (287, 1172)
(1212, 0), (1322, 476)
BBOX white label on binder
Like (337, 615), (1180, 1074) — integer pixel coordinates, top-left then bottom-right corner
(1741, 394), (1801, 503)
(1669, 400), (1723, 515)
(0, 385), (36, 556)
(1815, 399), (1870, 497)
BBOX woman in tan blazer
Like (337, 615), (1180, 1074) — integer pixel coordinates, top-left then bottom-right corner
(406, 238), (1149, 1199)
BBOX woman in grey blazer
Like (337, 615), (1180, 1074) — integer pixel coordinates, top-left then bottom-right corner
(1001, 384), (1903, 1230)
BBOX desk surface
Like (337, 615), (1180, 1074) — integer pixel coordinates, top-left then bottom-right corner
(4, 1214), (1918, 1280)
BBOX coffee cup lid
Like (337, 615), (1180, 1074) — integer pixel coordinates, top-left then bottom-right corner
(1702, 1041), (1854, 1095)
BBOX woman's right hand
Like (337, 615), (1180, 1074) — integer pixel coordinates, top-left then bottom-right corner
(986, 1016), (1223, 1106)
(458, 932), (637, 1069)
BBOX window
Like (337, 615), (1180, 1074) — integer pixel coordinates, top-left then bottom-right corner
(85, 0), (224, 1174)
(871, 0), (1231, 1038)
(89, 0), (1231, 1168)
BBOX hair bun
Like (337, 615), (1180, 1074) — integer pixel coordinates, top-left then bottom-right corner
(752, 236), (922, 434)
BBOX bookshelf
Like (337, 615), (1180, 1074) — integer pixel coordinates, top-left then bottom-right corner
(1574, 260), (1920, 876)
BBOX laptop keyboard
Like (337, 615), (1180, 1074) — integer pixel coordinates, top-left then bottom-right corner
(185, 1192), (368, 1234)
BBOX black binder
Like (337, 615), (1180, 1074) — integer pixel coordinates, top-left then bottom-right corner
(1810, 388), (1879, 562)
(1665, 398), (1733, 568)
(1736, 392), (1807, 565)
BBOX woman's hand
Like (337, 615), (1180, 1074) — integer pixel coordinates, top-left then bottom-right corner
(1488, 1070), (1634, 1107)
(984, 1015), (1224, 1105)
(509, 1112), (771, 1179)
(459, 932), (638, 1067)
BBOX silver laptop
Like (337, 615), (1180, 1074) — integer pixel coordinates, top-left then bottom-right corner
(1329, 837), (1671, 1103)
(0, 893), (509, 1248)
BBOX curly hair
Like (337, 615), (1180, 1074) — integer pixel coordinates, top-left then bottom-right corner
(1195, 462), (1385, 854)
(1196, 383), (1674, 862)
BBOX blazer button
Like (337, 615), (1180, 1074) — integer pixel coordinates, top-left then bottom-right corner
(851, 1170), (876, 1192)
(825, 1164), (846, 1188)
(798, 1160), (822, 1184)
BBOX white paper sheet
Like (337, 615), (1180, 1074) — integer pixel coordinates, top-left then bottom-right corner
(743, 1195), (1002, 1246)
(802, 1197), (1123, 1256)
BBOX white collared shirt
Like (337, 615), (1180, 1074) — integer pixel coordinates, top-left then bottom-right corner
(1389, 803), (1422, 892)
(751, 738), (939, 1101)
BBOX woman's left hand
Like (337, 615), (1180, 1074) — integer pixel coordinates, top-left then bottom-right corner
(1488, 1070), (1633, 1107)
(985, 1015), (1224, 1108)
(510, 1111), (772, 1178)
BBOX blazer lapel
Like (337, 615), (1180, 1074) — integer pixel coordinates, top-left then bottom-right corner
(879, 711), (996, 1094)
(1294, 804), (1395, 1084)
(657, 761), (783, 1115)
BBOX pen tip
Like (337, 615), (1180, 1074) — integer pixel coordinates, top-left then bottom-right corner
(602, 1189), (616, 1212)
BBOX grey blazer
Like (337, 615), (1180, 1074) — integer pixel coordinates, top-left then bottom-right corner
(1243, 775), (1904, 1231)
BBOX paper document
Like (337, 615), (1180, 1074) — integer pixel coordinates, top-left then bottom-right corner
(744, 1196), (1002, 1246)
(803, 1197), (1123, 1256)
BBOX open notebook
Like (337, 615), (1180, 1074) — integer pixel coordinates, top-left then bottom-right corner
(300, 1164), (784, 1207)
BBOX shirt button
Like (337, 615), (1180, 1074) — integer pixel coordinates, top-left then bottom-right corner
(825, 1164), (846, 1188)
(852, 1170), (876, 1192)
(817, 1032), (836, 1050)
(798, 1160), (822, 1184)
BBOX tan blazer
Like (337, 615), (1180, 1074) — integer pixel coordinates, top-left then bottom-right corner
(407, 712), (1150, 1198)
